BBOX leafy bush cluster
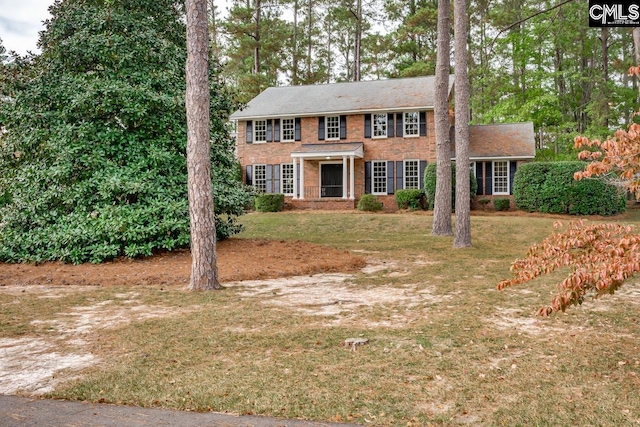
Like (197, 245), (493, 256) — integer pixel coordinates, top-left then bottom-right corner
(493, 198), (511, 211)
(254, 194), (285, 212)
(513, 162), (625, 215)
(395, 189), (425, 210)
(0, 0), (251, 264)
(423, 162), (477, 210)
(357, 194), (383, 211)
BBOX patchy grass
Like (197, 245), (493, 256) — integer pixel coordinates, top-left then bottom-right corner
(2, 211), (640, 425)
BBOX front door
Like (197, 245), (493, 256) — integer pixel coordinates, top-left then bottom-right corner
(321, 164), (343, 198)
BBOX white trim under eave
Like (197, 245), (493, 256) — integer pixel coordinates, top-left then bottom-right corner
(450, 156), (535, 161)
(230, 106), (434, 122)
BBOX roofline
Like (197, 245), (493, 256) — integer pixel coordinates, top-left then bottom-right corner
(450, 156), (536, 161)
(230, 106), (434, 121)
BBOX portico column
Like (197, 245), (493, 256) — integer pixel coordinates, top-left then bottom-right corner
(292, 157), (298, 199)
(299, 157), (305, 200)
(342, 156), (348, 199)
(349, 155), (355, 200)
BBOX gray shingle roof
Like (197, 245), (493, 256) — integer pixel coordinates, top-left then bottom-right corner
(230, 75), (454, 120)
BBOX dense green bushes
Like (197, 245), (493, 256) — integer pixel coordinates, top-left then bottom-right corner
(493, 198), (511, 211)
(513, 162), (626, 215)
(0, 0), (251, 264)
(254, 194), (285, 212)
(395, 189), (425, 210)
(423, 162), (477, 210)
(357, 194), (383, 211)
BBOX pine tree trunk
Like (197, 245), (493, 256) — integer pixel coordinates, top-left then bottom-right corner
(186, 0), (221, 290)
(354, 0), (362, 81)
(432, 0), (452, 236)
(453, 0), (471, 248)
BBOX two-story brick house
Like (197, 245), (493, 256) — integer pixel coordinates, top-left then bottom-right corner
(229, 75), (535, 210)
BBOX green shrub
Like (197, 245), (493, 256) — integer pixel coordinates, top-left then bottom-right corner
(493, 198), (511, 211)
(424, 162), (478, 210)
(395, 189), (425, 210)
(357, 194), (383, 211)
(513, 162), (626, 215)
(478, 198), (491, 209)
(254, 194), (285, 212)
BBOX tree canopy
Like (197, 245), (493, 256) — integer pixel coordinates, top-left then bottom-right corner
(0, 0), (250, 264)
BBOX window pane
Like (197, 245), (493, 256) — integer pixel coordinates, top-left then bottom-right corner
(404, 160), (419, 189)
(254, 120), (267, 142)
(281, 163), (294, 195)
(373, 113), (387, 138)
(326, 116), (340, 139)
(404, 112), (419, 136)
(254, 164), (267, 192)
(373, 161), (387, 195)
(282, 119), (295, 141)
(493, 161), (509, 194)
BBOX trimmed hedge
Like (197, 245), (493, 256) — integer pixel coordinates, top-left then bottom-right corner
(357, 194), (383, 211)
(254, 194), (285, 212)
(424, 162), (478, 210)
(513, 162), (626, 215)
(396, 189), (425, 210)
(493, 198), (511, 211)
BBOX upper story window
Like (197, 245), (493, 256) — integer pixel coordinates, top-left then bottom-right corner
(254, 120), (267, 143)
(373, 113), (387, 138)
(282, 118), (295, 142)
(404, 112), (419, 137)
(326, 116), (340, 140)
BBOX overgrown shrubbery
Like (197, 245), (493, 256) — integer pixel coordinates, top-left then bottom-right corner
(395, 189), (425, 210)
(0, 0), (251, 264)
(357, 194), (383, 211)
(423, 162), (477, 210)
(493, 198), (511, 211)
(254, 194), (285, 212)
(513, 162), (625, 215)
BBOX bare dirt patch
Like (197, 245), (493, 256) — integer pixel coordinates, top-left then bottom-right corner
(0, 238), (366, 288)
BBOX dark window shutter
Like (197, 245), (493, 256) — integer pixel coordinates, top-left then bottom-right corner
(246, 165), (253, 186)
(273, 164), (281, 193)
(274, 119), (281, 142)
(396, 113), (403, 137)
(364, 161), (372, 194)
(388, 114), (395, 138)
(340, 115), (347, 139)
(387, 161), (395, 195)
(318, 117), (325, 140)
(266, 165), (273, 193)
(419, 112), (427, 136)
(266, 120), (273, 142)
(485, 162), (493, 195)
(419, 161), (427, 190)
(476, 162), (484, 195)
(364, 114), (372, 138)
(246, 121), (253, 144)
(294, 118), (301, 141)
(509, 161), (517, 195)
(395, 160), (403, 190)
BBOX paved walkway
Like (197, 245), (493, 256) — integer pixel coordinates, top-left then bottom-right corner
(0, 395), (357, 427)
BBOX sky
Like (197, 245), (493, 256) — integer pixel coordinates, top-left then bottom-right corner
(0, 0), (52, 55)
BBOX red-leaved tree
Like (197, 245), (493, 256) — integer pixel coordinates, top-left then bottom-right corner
(497, 66), (640, 315)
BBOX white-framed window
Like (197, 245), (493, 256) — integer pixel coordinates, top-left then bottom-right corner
(254, 164), (267, 192)
(281, 163), (294, 196)
(282, 118), (295, 142)
(470, 161), (476, 177)
(404, 112), (419, 137)
(254, 120), (267, 143)
(493, 161), (509, 195)
(373, 113), (387, 138)
(404, 160), (420, 189)
(372, 160), (387, 195)
(326, 115), (340, 140)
